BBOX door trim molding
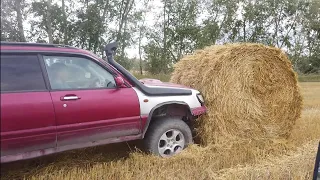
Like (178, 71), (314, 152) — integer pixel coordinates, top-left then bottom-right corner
(55, 116), (141, 133)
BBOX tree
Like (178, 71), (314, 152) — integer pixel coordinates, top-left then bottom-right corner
(47, 0), (53, 43)
(304, 0), (320, 57)
(62, 0), (68, 44)
(31, 0), (66, 43)
(1, 0), (319, 74)
(14, 0), (26, 42)
(196, 0), (239, 47)
(144, 0), (200, 73)
(73, 2), (105, 52)
(1, 0), (26, 42)
(144, 41), (169, 74)
(137, 0), (150, 75)
(165, 0), (199, 62)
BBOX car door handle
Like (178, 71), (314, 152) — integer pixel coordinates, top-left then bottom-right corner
(61, 95), (81, 101)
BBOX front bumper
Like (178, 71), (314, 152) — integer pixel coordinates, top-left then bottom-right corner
(191, 106), (207, 116)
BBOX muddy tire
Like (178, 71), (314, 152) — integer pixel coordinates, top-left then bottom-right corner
(144, 117), (193, 157)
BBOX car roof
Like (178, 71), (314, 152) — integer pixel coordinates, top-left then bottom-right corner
(0, 41), (125, 78)
(0, 41), (95, 57)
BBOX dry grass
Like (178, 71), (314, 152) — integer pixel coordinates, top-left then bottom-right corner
(300, 82), (320, 109)
(1, 83), (319, 180)
(215, 140), (318, 180)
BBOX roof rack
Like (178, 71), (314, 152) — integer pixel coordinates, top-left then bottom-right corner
(0, 41), (77, 49)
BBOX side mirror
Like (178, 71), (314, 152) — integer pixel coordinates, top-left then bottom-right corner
(115, 76), (126, 88)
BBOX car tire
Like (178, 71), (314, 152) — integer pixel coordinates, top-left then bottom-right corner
(144, 117), (193, 157)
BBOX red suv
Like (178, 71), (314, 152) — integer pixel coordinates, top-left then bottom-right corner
(0, 42), (206, 163)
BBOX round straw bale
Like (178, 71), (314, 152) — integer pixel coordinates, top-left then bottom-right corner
(170, 43), (302, 145)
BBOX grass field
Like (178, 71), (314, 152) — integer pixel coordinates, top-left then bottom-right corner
(1, 82), (320, 180)
(298, 74), (320, 82)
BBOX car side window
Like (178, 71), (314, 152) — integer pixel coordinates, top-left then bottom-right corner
(1, 55), (46, 92)
(43, 56), (116, 90)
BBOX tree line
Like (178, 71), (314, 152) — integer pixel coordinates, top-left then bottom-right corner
(1, 0), (319, 74)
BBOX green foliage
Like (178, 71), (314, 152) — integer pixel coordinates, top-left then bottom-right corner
(132, 72), (171, 82)
(30, 0), (65, 43)
(1, 0), (26, 42)
(298, 74), (320, 82)
(297, 52), (320, 74)
(73, 2), (105, 53)
(144, 41), (171, 74)
(114, 56), (134, 71)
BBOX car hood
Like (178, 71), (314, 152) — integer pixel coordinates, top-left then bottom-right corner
(139, 78), (191, 89)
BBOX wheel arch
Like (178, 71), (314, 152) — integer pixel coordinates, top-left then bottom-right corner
(142, 101), (192, 138)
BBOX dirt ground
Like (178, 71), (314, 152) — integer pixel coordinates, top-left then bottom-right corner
(1, 82), (320, 180)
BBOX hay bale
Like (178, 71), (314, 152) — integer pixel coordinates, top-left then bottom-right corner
(170, 43), (302, 145)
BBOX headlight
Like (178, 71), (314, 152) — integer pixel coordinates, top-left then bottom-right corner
(197, 94), (204, 104)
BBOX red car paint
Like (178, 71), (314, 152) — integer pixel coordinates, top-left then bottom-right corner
(1, 92), (56, 156)
(50, 89), (141, 147)
(0, 43), (206, 163)
(191, 106), (207, 116)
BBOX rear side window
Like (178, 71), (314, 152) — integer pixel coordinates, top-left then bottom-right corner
(1, 55), (46, 92)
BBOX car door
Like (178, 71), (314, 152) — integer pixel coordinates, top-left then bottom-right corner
(41, 55), (141, 147)
(0, 54), (56, 160)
